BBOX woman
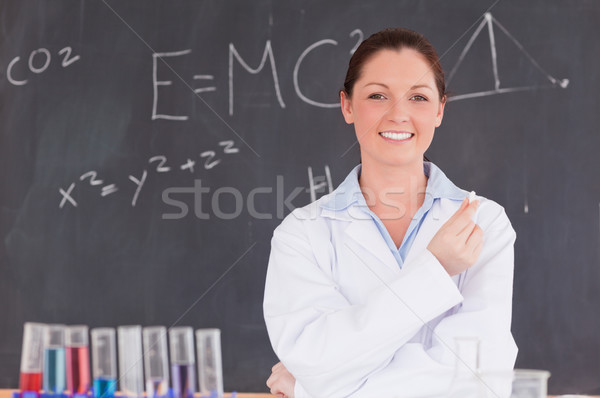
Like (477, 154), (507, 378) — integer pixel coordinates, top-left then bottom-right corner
(263, 28), (517, 398)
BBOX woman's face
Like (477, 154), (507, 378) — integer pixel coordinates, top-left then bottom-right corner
(341, 48), (445, 170)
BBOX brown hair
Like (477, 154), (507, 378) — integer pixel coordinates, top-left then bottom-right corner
(342, 27), (446, 102)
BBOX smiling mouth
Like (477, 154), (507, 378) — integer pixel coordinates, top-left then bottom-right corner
(379, 131), (414, 141)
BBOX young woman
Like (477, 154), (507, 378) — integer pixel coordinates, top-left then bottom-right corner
(263, 28), (517, 398)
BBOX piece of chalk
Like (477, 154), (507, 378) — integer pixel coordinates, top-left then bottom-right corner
(468, 191), (476, 203)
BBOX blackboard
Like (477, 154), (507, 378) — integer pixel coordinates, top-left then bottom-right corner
(1, 0), (599, 394)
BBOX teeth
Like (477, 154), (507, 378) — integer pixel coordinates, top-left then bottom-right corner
(380, 131), (413, 140)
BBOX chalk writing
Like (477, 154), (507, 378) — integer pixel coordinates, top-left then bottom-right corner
(447, 13), (569, 102)
(229, 40), (286, 115)
(58, 140), (240, 209)
(307, 165), (333, 202)
(59, 183), (77, 209)
(6, 46), (80, 86)
(151, 29), (365, 119)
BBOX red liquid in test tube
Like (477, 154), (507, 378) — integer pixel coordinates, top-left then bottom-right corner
(66, 325), (91, 394)
(19, 323), (45, 395)
(66, 345), (91, 394)
(19, 372), (42, 393)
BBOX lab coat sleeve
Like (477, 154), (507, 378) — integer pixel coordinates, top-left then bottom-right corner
(264, 208), (464, 398)
(424, 203), (518, 370)
(347, 203), (518, 397)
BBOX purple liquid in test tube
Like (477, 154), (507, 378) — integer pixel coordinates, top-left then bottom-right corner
(169, 327), (196, 398)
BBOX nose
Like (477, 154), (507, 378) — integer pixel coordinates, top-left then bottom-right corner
(385, 99), (409, 123)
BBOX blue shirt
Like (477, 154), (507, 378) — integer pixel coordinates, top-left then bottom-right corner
(320, 162), (467, 268)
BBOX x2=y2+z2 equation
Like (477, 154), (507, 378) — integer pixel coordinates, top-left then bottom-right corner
(58, 140), (240, 209)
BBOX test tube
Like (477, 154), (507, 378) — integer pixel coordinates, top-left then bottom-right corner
(143, 326), (169, 398)
(19, 322), (46, 394)
(43, 324), (66, 394)
(91, 328), (117, 398)
(169, 327), (196, 398)
(195, 329), (223, 398)
(118, 326), (144, 398)
(65, 325), (91, 395)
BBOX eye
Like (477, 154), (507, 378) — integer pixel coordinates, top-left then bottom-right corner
(368, 93), (386, 100)
(410, 95), (428, 102)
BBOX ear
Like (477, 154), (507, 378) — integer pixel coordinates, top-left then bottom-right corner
(434, 97), (446, 127)
(340, 91), (354, 124)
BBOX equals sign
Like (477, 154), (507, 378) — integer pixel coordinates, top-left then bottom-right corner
(193, 75), (216, 93)
(101, 184), (118, 197)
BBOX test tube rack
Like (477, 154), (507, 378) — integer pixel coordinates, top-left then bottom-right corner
(12, 391), (237, 398)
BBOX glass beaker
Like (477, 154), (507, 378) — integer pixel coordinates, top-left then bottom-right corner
(510, 369), (551, 398)
(447, 337), (487, 398)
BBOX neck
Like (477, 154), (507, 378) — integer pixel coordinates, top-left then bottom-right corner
(358, 159), (428, 219)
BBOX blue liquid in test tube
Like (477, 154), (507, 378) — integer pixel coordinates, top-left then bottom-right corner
(43, 348), (66, 393)
(43, 324), (66, 394)
(92, 378), (117, 398)
(91, 328), (117, 398)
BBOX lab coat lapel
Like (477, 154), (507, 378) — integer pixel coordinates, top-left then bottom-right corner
(342, 205), (399, 273)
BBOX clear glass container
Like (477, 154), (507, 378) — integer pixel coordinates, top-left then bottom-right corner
(143, 326), (169, 398)
(65, 325), (91, 395)
(19, 323), (46, 393)
(118, 325), (144, 397)
(196, 329), (223, 398)
(169, 327), (196, 398)
(43, 324), (66, 394)
(91, 328), (117, 398)
(447, 337), (486, 398)
(511, 369), (551, 398)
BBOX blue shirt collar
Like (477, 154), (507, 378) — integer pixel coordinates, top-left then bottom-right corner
(320, 162), (466, 211)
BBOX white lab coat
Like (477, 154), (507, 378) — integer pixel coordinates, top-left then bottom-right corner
(264, 180), (518, 398)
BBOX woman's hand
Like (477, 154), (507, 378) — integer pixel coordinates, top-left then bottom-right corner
(267, 362), (295, 398)
(427, 197), (483, 276)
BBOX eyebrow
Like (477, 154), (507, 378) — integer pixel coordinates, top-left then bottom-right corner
(363, 82), (434, 91)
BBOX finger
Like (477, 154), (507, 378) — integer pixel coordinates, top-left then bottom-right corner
(461, 200), (479, 221)
(272, 362), (283, 371)
(268, 383), (281, 396)
(472, 239), (483, 259)
(466, 225), (484, 253)
(467, 224), (483, 243)
(457, 219), (477, 240)
(447, 198), (469, 223)
(449, 202), (479, 235)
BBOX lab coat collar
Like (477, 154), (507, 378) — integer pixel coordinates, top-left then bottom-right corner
(320, 162), (466, 215)
(318, 162), (467, 271)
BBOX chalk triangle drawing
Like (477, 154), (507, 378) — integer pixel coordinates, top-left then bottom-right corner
(446, 12), (569, 102)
